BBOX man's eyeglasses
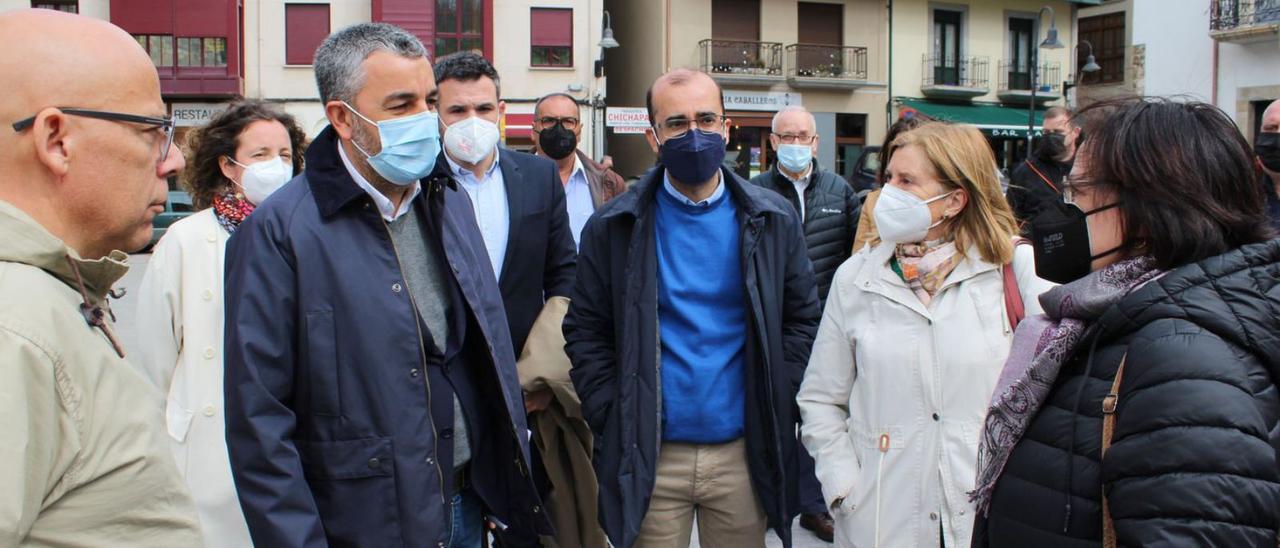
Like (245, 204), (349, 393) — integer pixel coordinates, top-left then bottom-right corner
(12, 107), (176, 165)
(656, 113), (727, 138)
(535, 116), (580, 131)
(774, 133), (816, 145)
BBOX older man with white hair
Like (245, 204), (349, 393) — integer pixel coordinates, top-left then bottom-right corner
(751, 106), (860, 305)
(749, 105), (858, 542)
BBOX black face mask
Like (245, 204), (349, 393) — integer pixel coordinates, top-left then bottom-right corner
(537, 123), (578, 160)
(1036, 132), (1068, 163)
(1028, 200), (1123, 284)
(1256, 132), (1280, 173)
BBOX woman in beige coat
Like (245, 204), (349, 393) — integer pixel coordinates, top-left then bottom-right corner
(798, 123), (1054, 548)
(134, 100), (306, 548)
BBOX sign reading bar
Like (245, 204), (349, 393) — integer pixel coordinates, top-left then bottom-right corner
(721, 90), (803, 112)
(984, 127), (1043, 139)
(172, 103), (229, 127)
(606, 107), (650, 128)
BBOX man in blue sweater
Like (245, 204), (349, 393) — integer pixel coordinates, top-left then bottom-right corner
(565, 69), (821, 548)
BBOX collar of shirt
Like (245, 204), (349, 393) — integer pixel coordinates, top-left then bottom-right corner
(781, 165), (813, 186)
(568, 154), (589, 189)
(444, 150), (502, 184)
(662, 171), (726, 208)
(337, 140), (421, 222)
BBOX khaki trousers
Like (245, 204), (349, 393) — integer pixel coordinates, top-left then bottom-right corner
(635, 437), (767, 548)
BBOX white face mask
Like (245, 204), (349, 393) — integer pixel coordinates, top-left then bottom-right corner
(873, 183), (956, 244)
(230, 157), (292, 205)
(442, 116), (500, 165)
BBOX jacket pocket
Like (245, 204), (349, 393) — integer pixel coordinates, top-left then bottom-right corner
(165, 397), (195, 475)
(846, 424), (904, 514)
(298, 437), (402, 546)
(165, 396), (195, 443)
(304, 309), (340, 416)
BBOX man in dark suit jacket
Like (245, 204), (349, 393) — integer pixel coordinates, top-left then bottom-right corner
(432, 51), (577, 390)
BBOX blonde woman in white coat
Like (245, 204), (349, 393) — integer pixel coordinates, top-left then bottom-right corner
(134, 100), (305, 548)
(798, 122), (1055, 548)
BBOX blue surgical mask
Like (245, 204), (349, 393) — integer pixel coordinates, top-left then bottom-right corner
(777, 144), (813, 174)
(658, 129), (726, 186)
(344, 102), (441, 186)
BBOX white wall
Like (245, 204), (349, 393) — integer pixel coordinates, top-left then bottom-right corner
(1132, 0), (1213, 101)
(1217, 39), (1280, 133)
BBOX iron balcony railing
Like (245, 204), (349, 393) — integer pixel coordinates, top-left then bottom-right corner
(1211, 0), (1280, 30)
(785, 44), (869, 80)
(698, 39), (784, 77)
(998, 60), (1062, 93)
(921, 54), (990, 88)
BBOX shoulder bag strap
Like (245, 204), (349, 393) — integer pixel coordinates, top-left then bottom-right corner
(1024, 159), (1061, 194)
(1002, 238), (1030, 332)
(1101, 353), (1128, 548)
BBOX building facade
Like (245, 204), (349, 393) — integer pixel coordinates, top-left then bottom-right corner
(602, 0), (891, 180)
(1210, 0), (1280, 142)
(6, 0), (610, 157)
(1070, 0), (1279, 144)
(602, 0), (1093, 180)
(890, 0), (1090, 172)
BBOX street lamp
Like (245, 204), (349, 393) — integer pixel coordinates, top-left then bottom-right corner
(600, 11), (620, 49)
(1027, 5), (1065, 161)
(1062, 40), (1102, 106)
(593, 11), (620, 159)
(595, 10), (619, 77)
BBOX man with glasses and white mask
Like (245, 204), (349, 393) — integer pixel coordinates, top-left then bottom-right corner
(0, 9), (202, 545)
(749, 105), (859, 543)
(223, 23), (550, 548)
(430, 52), (575, 367)
(564, 68), (821, 548)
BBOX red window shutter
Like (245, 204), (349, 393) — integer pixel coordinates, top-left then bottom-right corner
(286, 4), (330, 65)
(530, 8), (571, 47)
(371, 0), (433, 48)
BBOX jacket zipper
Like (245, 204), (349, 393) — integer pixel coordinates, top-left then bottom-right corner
(377, 187), (450, 518)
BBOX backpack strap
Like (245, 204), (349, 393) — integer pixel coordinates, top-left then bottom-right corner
(1101, 353), (1128, 548)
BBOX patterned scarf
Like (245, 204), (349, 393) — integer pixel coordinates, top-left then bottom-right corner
(894, 240), (965, 306)
(969, 255), (1161, 515)
(212, 192), (255, 234)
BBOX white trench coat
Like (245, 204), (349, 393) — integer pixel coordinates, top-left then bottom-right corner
(798, 242), (1054, 548)
(134, 209), (253, 548)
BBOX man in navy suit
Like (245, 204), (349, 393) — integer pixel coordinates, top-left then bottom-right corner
(431, 51), (577, 406)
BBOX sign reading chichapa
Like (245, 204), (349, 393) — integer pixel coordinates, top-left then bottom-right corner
(606, 107), (650, 134)
(606, 107), (650, 127)
(722, 90), (803, 112)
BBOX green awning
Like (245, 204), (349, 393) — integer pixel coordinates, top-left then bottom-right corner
(898, 98), (1046, 139)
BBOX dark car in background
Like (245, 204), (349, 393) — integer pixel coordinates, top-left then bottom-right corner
(148, 190), (194, 249)
(848, 145), (881, 195)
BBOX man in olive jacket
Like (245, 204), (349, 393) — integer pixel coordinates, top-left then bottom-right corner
(0, 9), (202, 546)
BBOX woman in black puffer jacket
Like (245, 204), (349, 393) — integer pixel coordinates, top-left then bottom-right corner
(970, 97), (1280, 547)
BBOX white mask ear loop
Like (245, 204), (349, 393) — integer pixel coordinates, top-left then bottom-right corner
(924, 189), (958, 230)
